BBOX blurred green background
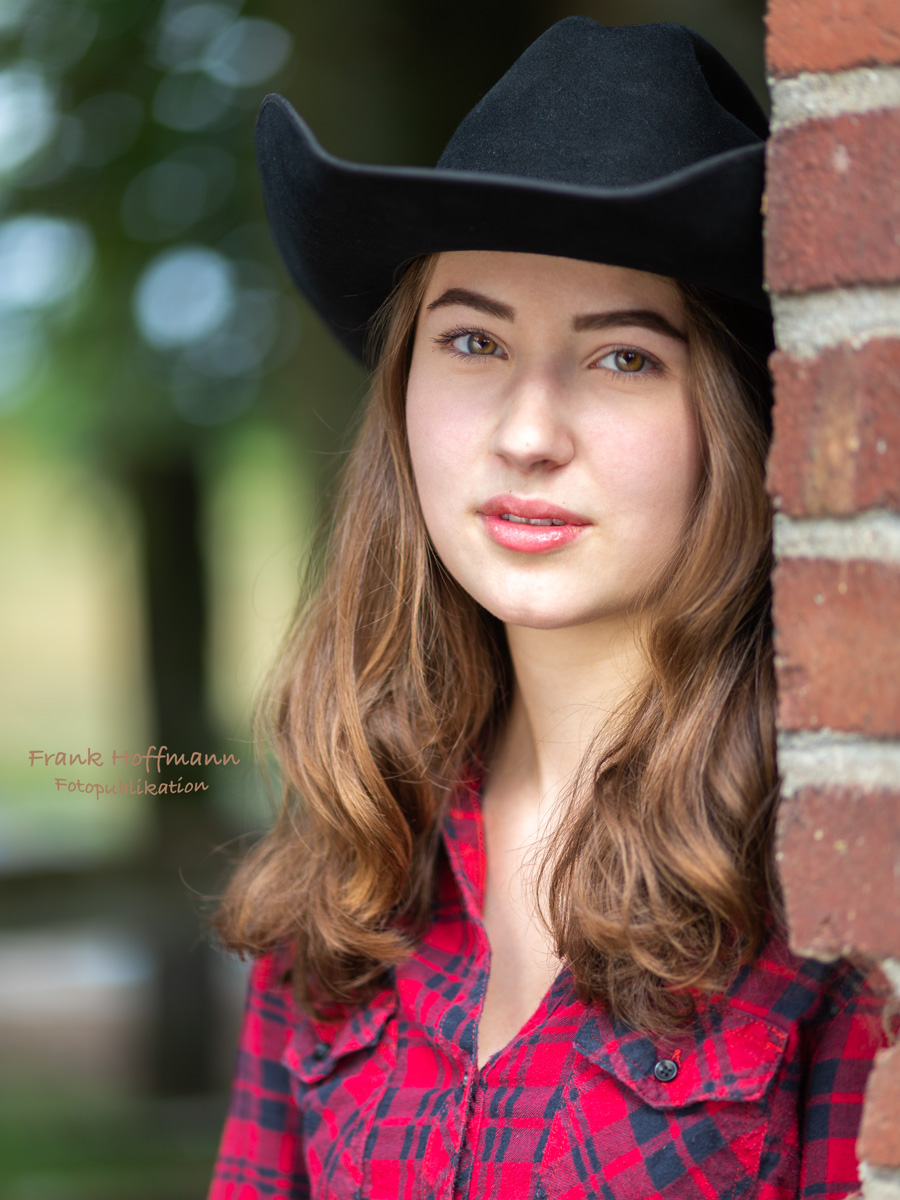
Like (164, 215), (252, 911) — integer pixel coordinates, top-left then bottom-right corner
(0, 1), (766, 1196)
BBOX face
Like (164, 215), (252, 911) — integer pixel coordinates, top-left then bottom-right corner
(405, 251), (702, 632)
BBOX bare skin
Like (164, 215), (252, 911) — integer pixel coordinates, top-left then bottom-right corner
(476, 623), (646, 1067)
(405, 250), (699, 1069)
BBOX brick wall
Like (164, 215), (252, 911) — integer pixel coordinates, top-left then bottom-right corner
(764, 2), (900, 1195)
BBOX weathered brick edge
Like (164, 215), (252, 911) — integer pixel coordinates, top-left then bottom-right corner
(765, 2), (900, 1191)
(766, 0), (900, 76)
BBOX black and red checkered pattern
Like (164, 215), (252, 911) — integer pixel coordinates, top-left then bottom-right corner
(210, 778), (886, 1199)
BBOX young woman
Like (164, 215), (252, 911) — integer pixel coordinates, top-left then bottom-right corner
(210, 18), (886, 1200)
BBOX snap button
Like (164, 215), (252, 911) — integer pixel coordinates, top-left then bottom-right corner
(312, 1041), (329, 1061)
(654, 1058), (678, 1082)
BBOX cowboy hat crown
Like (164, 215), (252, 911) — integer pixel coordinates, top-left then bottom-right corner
(255, 16), (768, 361)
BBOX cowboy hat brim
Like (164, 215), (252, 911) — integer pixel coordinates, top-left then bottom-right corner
(255, 92), (766, 364)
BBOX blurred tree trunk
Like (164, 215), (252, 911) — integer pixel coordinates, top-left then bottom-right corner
(132, 455), (220, 1095)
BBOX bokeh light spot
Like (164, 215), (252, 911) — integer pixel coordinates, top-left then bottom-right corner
(21, 1), (99, 72)
(134, 245), (235, 348)
(0, 216), (93, 309)
(152, 70), (233, 132)
(123, 160), (208, 242)
(0, 0), (36, 34)
(0, 65), (56, 174)
(202, 19), (292, 88)
(121, 145), (234, 241)
(0, 313), (44, 408)
(155, 2), (235, 69)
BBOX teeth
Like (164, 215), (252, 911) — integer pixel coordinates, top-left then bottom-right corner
(500, 513), (566, 526)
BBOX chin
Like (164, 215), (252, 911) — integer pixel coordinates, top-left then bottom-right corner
(478, 597), (605, 632)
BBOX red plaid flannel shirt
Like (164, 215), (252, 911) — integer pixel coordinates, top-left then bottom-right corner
(210, 777), (887, 1199)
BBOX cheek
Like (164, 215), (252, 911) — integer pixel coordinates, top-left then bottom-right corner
(648, 413), (702, 508)
(405, 368), (481, 516)
(405, 374), (445, 517)
(597, 399), (702, 522)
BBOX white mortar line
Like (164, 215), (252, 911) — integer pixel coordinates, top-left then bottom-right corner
(778, 730), (900, 795)
(770, 288), (900, 357)
(860, 1164), (900, 1200)
(773, 512), (900, 563)
(881, 958), (900, 997)
(770, 65), (900, 130)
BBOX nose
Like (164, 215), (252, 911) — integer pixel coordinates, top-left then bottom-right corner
(489, 367), (575, 473)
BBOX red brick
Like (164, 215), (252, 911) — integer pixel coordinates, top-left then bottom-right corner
(858, 1043), (900, 1168)
(774, 559), (900, 735)
(767, 341), (900, 517)
(766, 111), (900, 295)
(776, 786), (900, 958)
(767, 0), (900, 75)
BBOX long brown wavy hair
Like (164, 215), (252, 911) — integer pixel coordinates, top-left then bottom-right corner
(216, 253), (779, 1032)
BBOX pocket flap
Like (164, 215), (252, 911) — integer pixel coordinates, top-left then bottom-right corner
(575, 1006), (788, 1109)
(284, 988), (397, 1084)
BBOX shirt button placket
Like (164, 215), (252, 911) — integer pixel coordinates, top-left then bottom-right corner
(453, 1071), (487, 1200)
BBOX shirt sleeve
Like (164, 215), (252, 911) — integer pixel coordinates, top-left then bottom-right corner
(209, 952), (310, 1200)
(799, 963), (889, 1199)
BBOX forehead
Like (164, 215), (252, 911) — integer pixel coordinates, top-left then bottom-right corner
(422, 250), (684, 319)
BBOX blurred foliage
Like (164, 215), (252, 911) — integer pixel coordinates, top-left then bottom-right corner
(0, 0), (318, 464)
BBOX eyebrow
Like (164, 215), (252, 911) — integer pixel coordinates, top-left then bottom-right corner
(425, 287), (687, 342)
(572, 309), (687, 343)
(426, 287), (515, 322)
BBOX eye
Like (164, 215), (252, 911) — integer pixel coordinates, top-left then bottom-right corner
(433, 329), (507, 358)
(595, 348), (657, 374)
(453, 332), (505, 356)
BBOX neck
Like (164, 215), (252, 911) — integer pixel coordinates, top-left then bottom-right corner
(488, 615), (647, 819)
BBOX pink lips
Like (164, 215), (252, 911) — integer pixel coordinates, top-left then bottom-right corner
(478, 495), (590, 554)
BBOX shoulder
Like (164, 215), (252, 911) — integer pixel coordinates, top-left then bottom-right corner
(230, 948), (302, 1098)
(242, 947), (399, 1079)
(210, 949), (308, 1198)
(727, 923), (888, 1045)
(723, 925), (889, 1198)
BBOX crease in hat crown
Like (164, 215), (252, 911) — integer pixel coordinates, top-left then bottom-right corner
(436, 17), (765, 188)
(255, 15), (770, 362)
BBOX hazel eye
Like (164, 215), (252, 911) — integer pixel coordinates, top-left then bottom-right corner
(599, 348), (650, 373)
(453, 333), (503, 356)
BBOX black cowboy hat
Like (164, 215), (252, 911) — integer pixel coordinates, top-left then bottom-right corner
(255, 16), (770, 364)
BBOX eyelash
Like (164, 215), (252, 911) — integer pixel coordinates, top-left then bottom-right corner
(431, 326), (505, 360)
(431, 326), (664, 377)
(593, 347), (663, 378)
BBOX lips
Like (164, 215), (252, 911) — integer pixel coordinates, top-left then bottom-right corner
(478, 494), (590, 553)
(479, 495), (589, 524)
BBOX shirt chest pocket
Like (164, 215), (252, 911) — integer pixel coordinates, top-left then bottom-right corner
(283, 992), (398, 1200)
(540, 1010), (790, 1200)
